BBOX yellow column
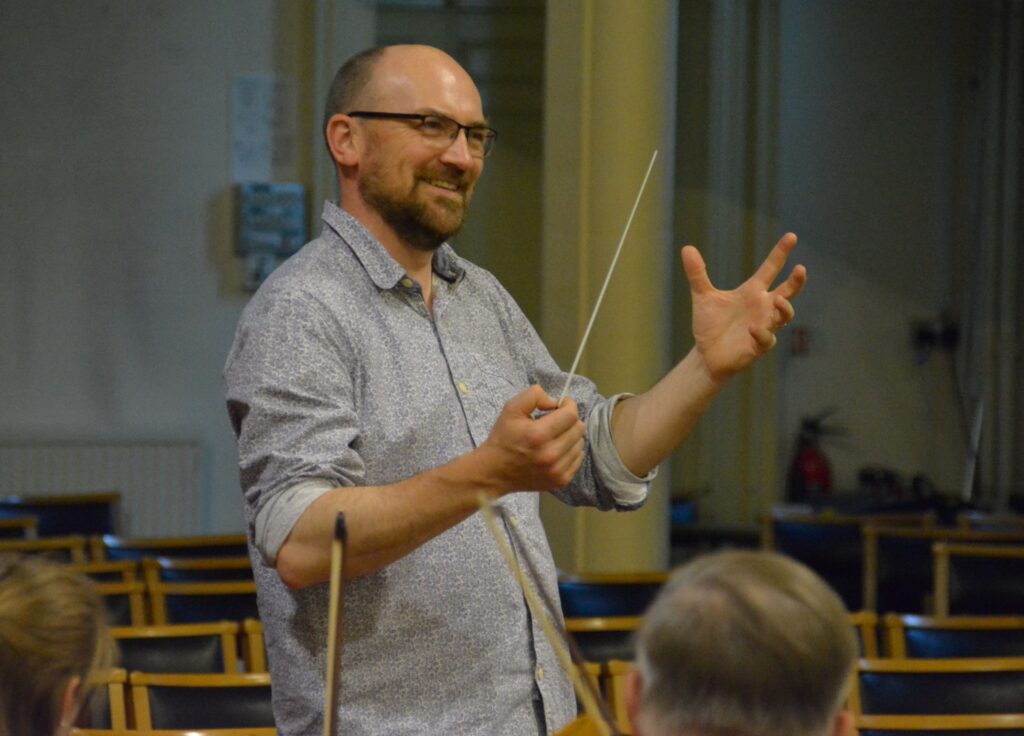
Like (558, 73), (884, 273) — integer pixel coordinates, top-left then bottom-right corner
(541, 1), (677, 573)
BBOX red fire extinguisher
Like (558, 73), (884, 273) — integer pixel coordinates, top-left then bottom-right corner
(786, 410), (837, 502)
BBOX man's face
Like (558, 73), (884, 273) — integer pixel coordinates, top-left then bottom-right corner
(351, 49), (486, 251)
(357, 124), (480, 251)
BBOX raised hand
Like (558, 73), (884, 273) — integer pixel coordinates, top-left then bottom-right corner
(682, 232), (806, 381)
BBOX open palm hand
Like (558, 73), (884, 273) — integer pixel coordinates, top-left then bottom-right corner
(682, 233), (806, 381)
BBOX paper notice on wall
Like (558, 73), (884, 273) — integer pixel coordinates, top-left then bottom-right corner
(231, 74), (297, 182)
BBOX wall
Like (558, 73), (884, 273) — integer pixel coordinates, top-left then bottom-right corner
(775, 0), (969, 502)
(0, 0), (987, 536)
(0, 0), (316, 533)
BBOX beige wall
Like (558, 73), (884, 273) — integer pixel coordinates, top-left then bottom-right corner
(0, 0), (986, 538)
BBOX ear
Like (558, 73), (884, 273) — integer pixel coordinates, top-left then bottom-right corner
(624, 667), (643, 734)
(832, 709), (856, 736)
(325, 113), (360, 168)
(58, 676), (82, 733)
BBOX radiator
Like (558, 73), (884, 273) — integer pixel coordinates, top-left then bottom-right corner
(0, 441), (202, 537)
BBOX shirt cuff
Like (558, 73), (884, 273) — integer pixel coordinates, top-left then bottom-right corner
(254, 477), (336, 566)
(586, 393), (656, 509)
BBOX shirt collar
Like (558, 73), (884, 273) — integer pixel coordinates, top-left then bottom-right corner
(321, 201), (465, 290)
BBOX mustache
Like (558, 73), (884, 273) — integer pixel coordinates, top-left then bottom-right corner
(417, 167), (472, 192)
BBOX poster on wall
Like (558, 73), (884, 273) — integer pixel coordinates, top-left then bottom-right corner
(230, 74), (305, 290)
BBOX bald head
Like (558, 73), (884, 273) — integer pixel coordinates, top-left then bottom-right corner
(322, 45), (484, 153)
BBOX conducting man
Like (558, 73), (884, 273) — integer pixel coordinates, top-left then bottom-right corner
(225, 44), (805, 736)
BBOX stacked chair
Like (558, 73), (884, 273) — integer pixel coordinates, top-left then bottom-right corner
(77, 537), (267, 732)
(758, 505), (1024, 734)
(0, 499), (272, 734)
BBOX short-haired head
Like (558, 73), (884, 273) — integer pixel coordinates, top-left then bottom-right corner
(321, 45), (389, 150)
(321, 44), (481, 156)
(0, 554), (116, 736)
(634, 550), (857, 736)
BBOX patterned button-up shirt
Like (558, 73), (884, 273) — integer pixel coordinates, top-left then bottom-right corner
(224, 202), (651, 736)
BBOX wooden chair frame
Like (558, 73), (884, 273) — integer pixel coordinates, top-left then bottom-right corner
(0, 491), (120, 536)
(143, 555), (253, 585)
(97, 580), (148, 626)
(110, 621), (241, 673)
(849, 656), (1024, 718)
(0, 534), (88, 562)
(934, 543), (1024, 616)
(83, 667), (129, 730)
(559, 572), (668, 585)
(0, 536), (88, 565)
(241, 618), (267, 673)
(884, 613), (1024, 659)
(956, 511), (1024, 531)
(863, 527), (1024, 612)
(849, 611), (880, 658)
(760, 509), (935, 550)
(856, 713), (1024, 732)
(129, 672), (272, 730)
(93, 533), (248, 562)
(68, 560), (140, 583)
(0, 515), (38, 538)
(147, 580), (258, 625)
(565, 615), (643, 634)
(601, 660), (634, 736)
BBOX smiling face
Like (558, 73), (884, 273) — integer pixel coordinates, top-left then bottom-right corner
(348, 46), (487, 252)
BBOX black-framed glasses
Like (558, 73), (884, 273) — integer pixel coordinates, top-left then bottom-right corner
(347, 111), (498, 158)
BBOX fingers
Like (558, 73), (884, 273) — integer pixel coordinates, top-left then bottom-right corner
(774, 263), (807, 301)
(773, 294), (795, 329)
(753, 232), (798, 286)
(681, 245), (713, 296)
(749, 324), (777, 352)
(490, 386), (586, 491)
(506, 384), (558, 415)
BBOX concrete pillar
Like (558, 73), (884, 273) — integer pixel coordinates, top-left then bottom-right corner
(541, 1), (678, 573)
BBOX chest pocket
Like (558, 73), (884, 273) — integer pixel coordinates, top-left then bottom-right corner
(463, 352), (523, 416)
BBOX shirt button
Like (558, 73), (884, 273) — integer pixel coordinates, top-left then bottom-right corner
(536, 667), (544, 682)
(509, 515), (519, 528)
(400, 277), (414, 288)
(457, 382), (469, 395)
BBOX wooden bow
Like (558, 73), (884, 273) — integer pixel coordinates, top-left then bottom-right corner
(323, 512), (348, 736)
(478, 494), (621, 736)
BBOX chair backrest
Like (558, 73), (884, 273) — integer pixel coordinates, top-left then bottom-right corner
(0, 515), (38, 538)
(129, 672), (274, 730)
(600, 660), (632, 736)
(565, 615), (642, 663)
(765, 509), (934, 611)
(242, 618), (267, 673)
(68, 560), (141, 583)
(558, 572), (666, 618)
(142, 555), (254, 584)
(0, 534), (88, 562)
(97, 534), (248, 562)
(850, 657), (1024, 717)
(856, 713), (1024, 735)
(849, 611), (880, 658)
(0, 492), (119, 536)
(957, 511), (1024, 532)
(148, 580), (259, 625)
(935, 543), (1024, 616)
(864, 527), (1024, 613)
(96, 580), (148, 626)
(111, 621), (241, 674)
(79, 668), (129, 730)
(885, 614), (1024, 659)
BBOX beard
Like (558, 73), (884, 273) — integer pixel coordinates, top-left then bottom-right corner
(359, 163), (472, 252)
